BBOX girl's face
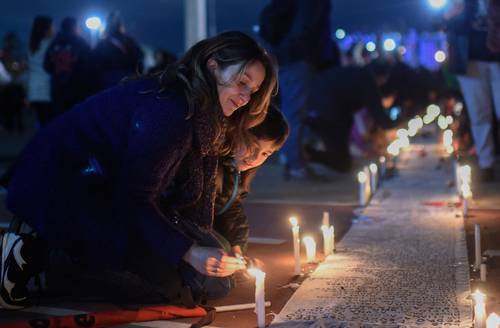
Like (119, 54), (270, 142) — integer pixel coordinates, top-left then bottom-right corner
(235, 139), (278, 172)
(209, 59), (266, 117)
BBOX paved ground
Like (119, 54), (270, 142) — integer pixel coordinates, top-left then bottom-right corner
(0, 127), (499, 327)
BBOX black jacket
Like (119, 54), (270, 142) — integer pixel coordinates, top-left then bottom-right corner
(213, 158), (257, 251)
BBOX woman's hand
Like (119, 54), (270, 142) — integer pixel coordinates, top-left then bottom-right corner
(183, 245), (247, 277)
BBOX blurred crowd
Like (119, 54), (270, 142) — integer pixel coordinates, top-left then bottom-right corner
(259, 0), (500, 182)
(0, 12), (175, 131)
(0, 0), (499, 182)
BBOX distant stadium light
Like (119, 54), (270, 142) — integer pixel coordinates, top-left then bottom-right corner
(434, 50), (447, 63)
(383, 38), (396, 51)
(335, 28), (346, 40)
(428, 0), (448, 9)
(85, 16), (102, 30)
(366, 41), (376, 52)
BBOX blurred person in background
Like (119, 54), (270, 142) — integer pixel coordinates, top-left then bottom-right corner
(27, 15), (54, 126)
(148, 48), (177, 74)
(445, 0), (500, 182)
(94, 11), (144, 91)
(44, 17), (93, 116)
(303, 61), (399, 172)
(259, 0), (334, 180)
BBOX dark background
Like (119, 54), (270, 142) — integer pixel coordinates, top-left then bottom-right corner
(0, 0), (439, 55)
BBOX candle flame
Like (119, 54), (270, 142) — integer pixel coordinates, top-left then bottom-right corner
(472, 289), (486, 304)
(358, 171), (367, 183)
(487, 313), (500, 327)
(247, 268), (264, 277)
(289, 216), (298, 227)
(369, 163), (378, 173)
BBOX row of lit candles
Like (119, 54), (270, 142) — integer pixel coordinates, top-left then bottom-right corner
(248, 107), (459, 327)
(289, 212), (335, 275)
(473, 290), (500, 328)
(248, 211), (337, 327)
(442, 113), (493, 326)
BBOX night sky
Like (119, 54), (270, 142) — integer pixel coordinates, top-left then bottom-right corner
(0, 0), (440, 56)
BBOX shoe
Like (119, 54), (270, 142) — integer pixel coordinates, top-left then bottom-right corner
(0, 232), (42, 309)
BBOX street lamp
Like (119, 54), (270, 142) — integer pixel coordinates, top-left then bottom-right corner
(428, 0), (448, 9)
(383, 38), (396, 51)
(85, 16), (102, 48)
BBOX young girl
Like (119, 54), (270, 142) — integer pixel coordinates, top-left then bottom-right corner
(1, 31), (277, 309)
(213, 105), (289, 256)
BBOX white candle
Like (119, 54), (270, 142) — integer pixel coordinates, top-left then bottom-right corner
(303, 236), (316, 263)
(475, 224), (482, 270)
(379, 156), (386, 177)
(358, 171), (367, 206)
(486, 313), (500, 328)
(480, 263), (487, 282)
(369, 163), (378, 193)
(322, 211), (330, 226)
(473, 290), (486, 328)
(364, 166), (371, 201)
(248, 269), (266, 328)
(330, 225), (335, 253)
(321, 225), (334, 257)
(289, 217), (301, 275)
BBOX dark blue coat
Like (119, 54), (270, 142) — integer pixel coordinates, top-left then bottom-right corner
(7, 79), (221, 269)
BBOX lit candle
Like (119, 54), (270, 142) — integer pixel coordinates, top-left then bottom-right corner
(369, 163), (378, 193)
(473, 290), (486, 328)
(248, 268), (266, 328)
(358, 171), (367, 206)
(364, 166), (371, 201)
(321, 225), (334, 257)
(321, 211), (331, 257)
(475, 224), (482, 270)
(480, 263), (487, 282)
(303, 236), (316, 263)
(322, 211), (330, 226)
(379, 156), (386, 177)
(289, 217), (300, 275)
(330, 225), (335, 253)
(486, 313), (500, 328)
(462, 183), (472, 217)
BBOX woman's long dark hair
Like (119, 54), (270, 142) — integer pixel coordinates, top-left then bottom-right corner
(159, 31), (277, 155)
(29, 16), (53, 54)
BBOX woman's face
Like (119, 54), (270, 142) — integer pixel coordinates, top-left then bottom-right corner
(209, 60), (266, 117)
(234, 139), (278, 172)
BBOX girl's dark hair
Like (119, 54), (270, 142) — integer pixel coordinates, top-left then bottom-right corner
(159, 31), (278, 155)
(249, 104), (289, 149)
(29, 16), (53, 54)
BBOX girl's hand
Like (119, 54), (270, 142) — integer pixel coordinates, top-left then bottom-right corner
(183, 245), (246, 277)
